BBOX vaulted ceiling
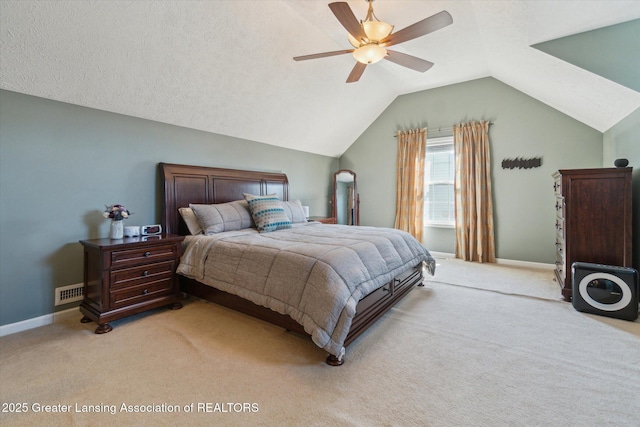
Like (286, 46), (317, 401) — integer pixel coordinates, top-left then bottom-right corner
(1, 1), (639, 157)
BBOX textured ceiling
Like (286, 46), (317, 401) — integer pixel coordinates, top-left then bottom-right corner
(1, 1), (639, 157)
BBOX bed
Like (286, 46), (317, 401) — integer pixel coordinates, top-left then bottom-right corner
(160, 162), (435, 365)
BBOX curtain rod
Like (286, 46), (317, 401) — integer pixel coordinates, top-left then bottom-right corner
(394, 122), (493, 137)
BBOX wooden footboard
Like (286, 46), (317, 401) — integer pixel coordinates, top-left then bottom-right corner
(180, 264), (423, 365)
(345, 266), (423, 347)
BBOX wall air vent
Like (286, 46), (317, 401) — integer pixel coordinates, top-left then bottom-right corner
(54, 283), (84, 306)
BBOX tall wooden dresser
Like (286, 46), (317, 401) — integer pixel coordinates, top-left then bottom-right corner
(552, 167), (633, 301)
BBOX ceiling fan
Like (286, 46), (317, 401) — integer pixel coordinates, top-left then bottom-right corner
(293, 0), (453, 83)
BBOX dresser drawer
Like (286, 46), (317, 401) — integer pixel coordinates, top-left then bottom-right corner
(553, 178), (562, 197)
(555, 244), (564, 264)
(555, 199), (564, 217)
(110, 260), (176, 290)
(110, 279), (174, 309)
(555, 262), (565, 282)
(110, 243), (178, 268)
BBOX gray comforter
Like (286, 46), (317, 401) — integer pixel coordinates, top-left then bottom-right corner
(178, 222), (435, 358)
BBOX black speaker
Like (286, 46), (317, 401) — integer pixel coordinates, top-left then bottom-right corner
(571, 262), (639, 321)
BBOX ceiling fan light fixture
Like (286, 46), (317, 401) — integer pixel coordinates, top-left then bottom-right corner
(362, 20), (393, 42)
(353, 43), (387, 64)
(346, 2), (394, 53)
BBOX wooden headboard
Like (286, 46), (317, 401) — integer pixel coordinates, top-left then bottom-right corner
(159, 162), (289, 235)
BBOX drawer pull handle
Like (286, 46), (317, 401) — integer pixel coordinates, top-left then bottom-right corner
(143, 289), (148, 295)
(142, 270), (149, 276)
(144, 251), (151, 257)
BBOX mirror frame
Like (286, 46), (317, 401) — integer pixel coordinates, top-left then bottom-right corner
(332, 169), (359, 226)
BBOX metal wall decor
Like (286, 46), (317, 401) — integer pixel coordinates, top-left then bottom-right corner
(501, 157), (542, 169)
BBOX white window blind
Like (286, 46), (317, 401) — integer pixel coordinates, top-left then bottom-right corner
(424, 136), (455, 227)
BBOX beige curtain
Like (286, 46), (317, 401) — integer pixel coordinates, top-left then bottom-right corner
(394, 128), (427, 241)
(453, 121), (496, 263)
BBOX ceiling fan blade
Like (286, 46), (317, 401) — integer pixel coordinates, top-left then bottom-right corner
(329, 2), (367, 41)
(381, 10), (453, 47)
(384, 50), (434, 73)
(294, 49), (354, 61)
(346, 62), (367, 83)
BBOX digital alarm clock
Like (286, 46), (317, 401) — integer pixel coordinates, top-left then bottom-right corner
(140, 224), (162, 235)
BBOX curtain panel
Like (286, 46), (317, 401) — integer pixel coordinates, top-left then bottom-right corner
(394, 128), (427, 241)
(453, 121), (496, 263)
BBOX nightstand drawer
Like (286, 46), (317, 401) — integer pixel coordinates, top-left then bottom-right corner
(110, 260), (176, 290)
(110, 279), (173, 309)
(111, 244), (178, 268)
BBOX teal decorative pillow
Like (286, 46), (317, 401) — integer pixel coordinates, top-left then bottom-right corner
(243, 193), (292, 233)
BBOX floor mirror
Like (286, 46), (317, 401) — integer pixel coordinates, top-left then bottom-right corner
(332, 169), (359, 226)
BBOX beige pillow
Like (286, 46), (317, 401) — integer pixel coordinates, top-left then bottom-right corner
(178, 207), (203, 235)
(189, 200), (254, 234)
(281, 200), (307, 223)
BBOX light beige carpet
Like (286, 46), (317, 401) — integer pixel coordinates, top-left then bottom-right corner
(425, 256), (561, 301)
(1, 257), (639, 426)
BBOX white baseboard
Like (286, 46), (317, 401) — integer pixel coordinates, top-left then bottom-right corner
(429, 251), (455, 259)
(495, 258), (555, 270)
(428, 251), (554, 270)
(0, 307), (79, 337)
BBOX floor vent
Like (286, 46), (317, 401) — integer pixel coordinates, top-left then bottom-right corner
(55, 283), (84, 306)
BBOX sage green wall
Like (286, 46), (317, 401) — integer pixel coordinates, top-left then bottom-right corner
(604, 107), (640, 269)
(0, 90), (338, 327)
(339, 77), (603, 263)
(533, 19), (640, 92)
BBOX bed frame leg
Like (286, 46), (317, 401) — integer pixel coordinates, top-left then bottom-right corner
(326, 354), (344, 366)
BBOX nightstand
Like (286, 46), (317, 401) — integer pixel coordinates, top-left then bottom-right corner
(79, 234), (184, 334)
(308, 216), (337, 224)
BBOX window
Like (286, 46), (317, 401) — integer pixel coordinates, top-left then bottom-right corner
(424, 136), (455, 227)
